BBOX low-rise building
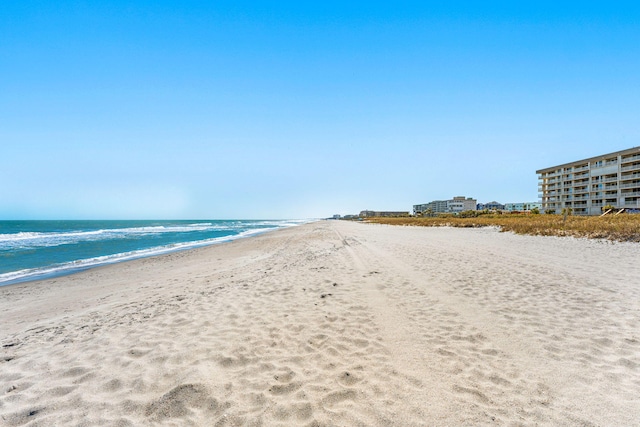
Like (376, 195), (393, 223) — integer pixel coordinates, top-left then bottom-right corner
(504, 202), (542, 212)
(477, 201), (505, 210)
(359, 210), (410, 218)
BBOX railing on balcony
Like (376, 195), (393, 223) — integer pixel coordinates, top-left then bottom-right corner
(621, 164), (640, 172)
(621, 191), (640, 197)
(621, 154), (640, 164)
(591, 176), (618, 182)
(620, 182), (640, 189)
(620, 173), (640, 181)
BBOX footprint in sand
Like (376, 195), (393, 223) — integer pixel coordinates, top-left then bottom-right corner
(321, 389), (357, 408)
(268, 381), (303, 395)
(337, 371), (361, 387)
(145, 383), (224, 421)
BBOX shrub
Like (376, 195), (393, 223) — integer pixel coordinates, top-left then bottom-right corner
(458, 210), (480, 218)
(363, 214), (640, 242)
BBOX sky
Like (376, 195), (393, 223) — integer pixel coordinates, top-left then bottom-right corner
(1, 1), (640, 219)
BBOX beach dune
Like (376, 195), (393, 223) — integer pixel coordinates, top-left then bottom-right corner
(1, 220), (639, 426)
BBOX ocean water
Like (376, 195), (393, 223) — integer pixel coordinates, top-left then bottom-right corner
(0, 219), (309, 286)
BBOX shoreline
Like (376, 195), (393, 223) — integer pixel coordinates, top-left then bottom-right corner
(0, 220), (314, 288)
(2, 220), (639, 425)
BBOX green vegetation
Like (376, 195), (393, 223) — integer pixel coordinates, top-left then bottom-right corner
(363, 213), (640, 243)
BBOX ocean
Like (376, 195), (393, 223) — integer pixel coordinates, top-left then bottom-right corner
(0, 219), (310, 286)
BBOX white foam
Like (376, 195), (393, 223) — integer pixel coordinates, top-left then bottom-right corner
(0, 220), (315, 286)
(0, 223), (234, 250)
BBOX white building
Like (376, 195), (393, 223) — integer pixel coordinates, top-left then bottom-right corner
(503, 202), (542, 212)
(537, 147), (640, 215)
(413, 196), (477, 215)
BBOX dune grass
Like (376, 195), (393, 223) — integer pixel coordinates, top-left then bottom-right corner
(363, 214), (640, 242)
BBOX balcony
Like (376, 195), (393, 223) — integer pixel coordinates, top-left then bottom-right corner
(621, 164), (640, 172)
(621, 191), (640, 197)
(620, 182), (640, 189)
(620, 173), (640, 181)
(574, 165), (589, 172)
(621, 154), (640, 164)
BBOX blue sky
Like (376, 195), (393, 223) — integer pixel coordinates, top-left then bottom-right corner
(2, 1), (639, 219)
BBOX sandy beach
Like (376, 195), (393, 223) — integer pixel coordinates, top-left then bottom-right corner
(1, 220), (639, 426)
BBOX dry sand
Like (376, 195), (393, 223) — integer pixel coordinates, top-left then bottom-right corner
(1, 220), (639, 426)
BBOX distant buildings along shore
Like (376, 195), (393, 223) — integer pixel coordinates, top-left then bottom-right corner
(412, 197), (540, 216)
(334, 146), (640, 219)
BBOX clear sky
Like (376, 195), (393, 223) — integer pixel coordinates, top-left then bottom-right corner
(2, 1), (639, 219)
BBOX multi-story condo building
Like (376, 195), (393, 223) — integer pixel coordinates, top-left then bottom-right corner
(537, 147), (640, 215)
(413, 196), (477, 215)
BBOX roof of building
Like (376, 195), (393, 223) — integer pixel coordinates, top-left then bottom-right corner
(536, 146), (640, 174)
